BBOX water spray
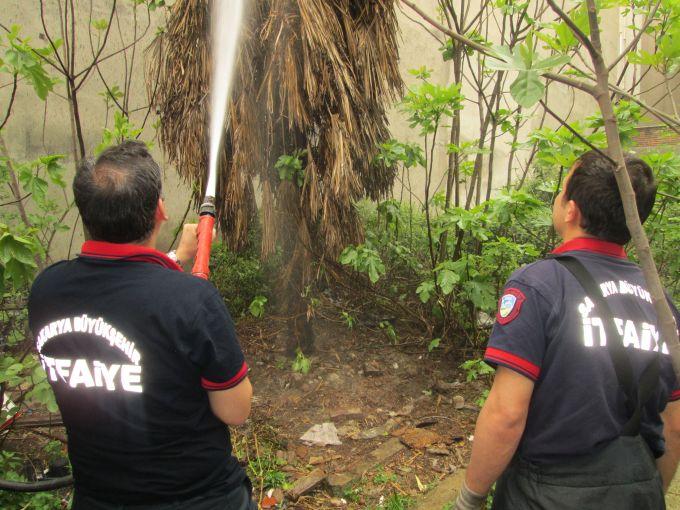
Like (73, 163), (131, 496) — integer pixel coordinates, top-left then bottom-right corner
(192, 0), (245, 279)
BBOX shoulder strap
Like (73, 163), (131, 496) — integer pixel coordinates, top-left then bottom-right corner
(550, 254), (660, 436)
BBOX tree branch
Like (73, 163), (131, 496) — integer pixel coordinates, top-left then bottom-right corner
(402, 0), (493, 57)
(657, 191), (679, 202)
(609, 82), (680, 132)
(75, 8), (152, 79)
(39, 0), (68, 75)
(545, 0), (598, 60)
(401, 0), (598, 96)
(539, 99), (615, 164)
(0, 74), (17, 131)
(542, 71), (597, 95)
(75, 0), (117, 91)
(0, 193), (31, 207)
(608, 0), (662, 72)
(402, 0), (679, 134)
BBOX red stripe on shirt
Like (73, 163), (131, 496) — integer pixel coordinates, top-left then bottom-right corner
(484, 347), (540, 381)
(79, 240), (182, 271)
(669, 389), (680, 402)
(201, 362), (249, 391)
(551, 237), (626, 259)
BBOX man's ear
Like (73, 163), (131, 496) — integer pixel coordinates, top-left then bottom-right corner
(564, 199), (581, 226)
(156, 198), (169, 222)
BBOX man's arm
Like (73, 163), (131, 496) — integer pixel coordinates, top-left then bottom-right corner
(658, 399), (680, 492)
(465, 367), (534, 494)
(207, 377), (253, 426)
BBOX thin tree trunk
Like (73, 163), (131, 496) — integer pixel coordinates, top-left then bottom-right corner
(664, 73), (679, 119)
(584, 0), (680, 378)
(506, 107), (522, 188)
(424, 127), (439, 270)
(439, 42), (464, 262)
(485, 92), (502, 202)
(465, 76), (502, 210)
(0, 135), (45, 270)
(68, 78), (86, 160)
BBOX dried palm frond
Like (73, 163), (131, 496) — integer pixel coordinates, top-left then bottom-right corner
(147, 0), (402, 349)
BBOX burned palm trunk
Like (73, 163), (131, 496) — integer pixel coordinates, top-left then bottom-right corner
(148, 0), (402, 351)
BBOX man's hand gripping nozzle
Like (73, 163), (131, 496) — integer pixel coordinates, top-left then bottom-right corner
(191, 198), (216, 280)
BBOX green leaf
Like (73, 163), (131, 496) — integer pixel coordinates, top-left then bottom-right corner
(428, 338), (441, 352)
(292, 349), (311, 374)
(533, 54), (571, 70)
(510, 70), (544, 108)
(486, 45), (525, 71)
(339, 244), (385, 284)
(40, 154), (66, 187)
(464, 280), (496, 311)
(408, 66), (432, 80)
(275, 150), (306, 187)
(439, 39), (455, 61)
(92, 19), (109, 31)
(248, 295), (267, 318)
(436, 268), (460, 295)
(339, 246), (358, 266)
(366, 256), (385, 284)
(376, 140), (425, 169)
(627, 49), (662, 67)
(416, 279), (435, 303)
(3, 33), (57, 100)
(340, 311), (356, 329)
(96, 112), (145, 154)
(0, 232), (36, 265)
(4, 257), (35, 286)
(400, 78), (464, 135)
(25, 379), (59, 413)
(379, 321), (398, 343)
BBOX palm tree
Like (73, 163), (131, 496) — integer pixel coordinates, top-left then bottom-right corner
(147, 0), (402, 352)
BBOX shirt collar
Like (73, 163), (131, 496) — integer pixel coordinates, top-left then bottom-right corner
(79, 240), (183, 271)
(551, 237), (627, 259)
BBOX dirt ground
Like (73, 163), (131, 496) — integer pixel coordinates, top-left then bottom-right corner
(6, 309), (680, 509)
(235, 313), (486, 509)
(2, 308), (483, 510)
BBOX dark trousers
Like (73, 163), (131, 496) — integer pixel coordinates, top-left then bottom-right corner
(71, 480), (258, 510)
(492, 436), (665, 510)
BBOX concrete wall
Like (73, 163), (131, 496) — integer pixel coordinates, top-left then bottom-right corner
(1, 1), (186, 259)
(0, 1), (671, 260)
(390, 1), (625, 207)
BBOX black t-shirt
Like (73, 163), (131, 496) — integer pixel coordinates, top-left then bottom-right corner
(28, 241), (249, 504)
(485, 237), (680, 463)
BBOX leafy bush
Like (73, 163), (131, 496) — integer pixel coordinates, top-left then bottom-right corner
(339, 65), (679, 350)
(0, 450), (68, 509)
(209, 243), (272, 318)
(342, 191), (548, 345)
(291, 348), (312, 374)
(639, 151), (680, 300)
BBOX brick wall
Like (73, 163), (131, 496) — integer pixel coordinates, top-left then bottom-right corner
(633, 124), (680, 151)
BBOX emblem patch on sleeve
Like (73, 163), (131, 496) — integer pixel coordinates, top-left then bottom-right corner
(496, 288), (526, 325)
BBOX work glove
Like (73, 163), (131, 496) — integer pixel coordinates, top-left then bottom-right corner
(454, 480), (487, 510)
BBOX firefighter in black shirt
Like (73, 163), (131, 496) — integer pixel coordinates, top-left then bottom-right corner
(455, 151), (680, 510)
(29, 141), (256, 509)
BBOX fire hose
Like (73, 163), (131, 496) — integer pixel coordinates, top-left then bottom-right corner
(0, 476), (74, 492)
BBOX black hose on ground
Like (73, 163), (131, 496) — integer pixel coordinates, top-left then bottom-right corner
(0, 475), (73, 492)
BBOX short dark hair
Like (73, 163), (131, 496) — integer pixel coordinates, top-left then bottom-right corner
(565, 150), (657, 244)
(73, 141), (162, 243)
